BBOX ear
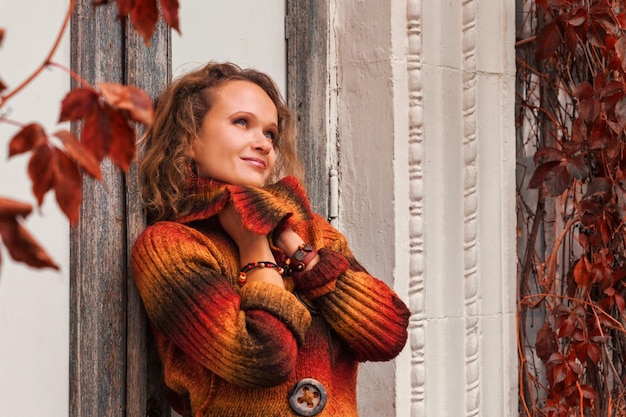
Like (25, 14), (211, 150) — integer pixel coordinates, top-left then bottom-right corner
(188, 139), (197, 160)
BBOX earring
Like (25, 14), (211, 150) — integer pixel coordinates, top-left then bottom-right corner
(187, 159), (199, 191)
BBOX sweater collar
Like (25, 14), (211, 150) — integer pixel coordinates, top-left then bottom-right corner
(177, 176), (313, 235)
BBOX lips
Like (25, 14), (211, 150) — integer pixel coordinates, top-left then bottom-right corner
(242, 157), (266, 170)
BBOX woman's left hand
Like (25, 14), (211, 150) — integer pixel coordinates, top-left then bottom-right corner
(273, 226), (320, 272)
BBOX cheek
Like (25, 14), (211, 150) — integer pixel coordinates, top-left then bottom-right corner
(268, 150), (277, 167)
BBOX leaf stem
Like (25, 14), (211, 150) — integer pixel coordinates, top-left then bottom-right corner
(0, 0), (76, 108)
(46, 61), (92, 89)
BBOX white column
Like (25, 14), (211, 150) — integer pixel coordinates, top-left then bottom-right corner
(417, 0), (517, 416)
(333, 1), (517, 416)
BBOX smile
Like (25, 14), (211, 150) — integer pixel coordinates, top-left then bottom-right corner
(242, 157), (266, 170)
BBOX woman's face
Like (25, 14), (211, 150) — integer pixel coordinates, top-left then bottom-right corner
(191, 80), (278, 188)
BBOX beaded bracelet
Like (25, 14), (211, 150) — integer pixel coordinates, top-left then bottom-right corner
(238, 261), (284, 287)
(284, 243), (318, 274)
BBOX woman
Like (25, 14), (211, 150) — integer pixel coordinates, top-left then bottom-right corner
(131, 62), (410, 417)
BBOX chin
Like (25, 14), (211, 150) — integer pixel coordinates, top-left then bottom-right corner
(232, 177), (267, 188)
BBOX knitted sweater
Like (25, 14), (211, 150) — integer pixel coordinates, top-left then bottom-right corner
(131, 176), (410, 417)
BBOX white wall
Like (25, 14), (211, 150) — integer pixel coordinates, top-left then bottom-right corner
(172, 0), (286, 94)
(0, 2), (70, 417)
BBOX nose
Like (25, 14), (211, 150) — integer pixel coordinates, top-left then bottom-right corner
(253, 131), (272, 154)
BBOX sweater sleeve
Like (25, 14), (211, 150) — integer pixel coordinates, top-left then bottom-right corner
(291, 214), (411, 363)
(131, 221), (312, 388)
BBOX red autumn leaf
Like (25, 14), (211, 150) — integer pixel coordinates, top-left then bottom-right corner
(528, 160), (560, 189)
(588, 19), (608, 49)
(560, 141), (584, 156)
(614, 30), (626, 69)
(596, 80), (623, 100)
(598, 218), (612, 247)
(585, 177), (612, 199)
(586, 341), (602, 363)
(588, 120), (614, 149)
(160, 0), (180, 33)
(54, 130), (103, 181)
(0, 198), (59, 270)
(8, 123), (48, 157)
(612, 267), (626, 287)
(82, 104), (113, 161)
(59, 87), (99, 122)
(572, 329), (602, 363)
(580, 384), (596, 400)
(574, 257), (591, 287)
(107, 107), (136, 171)
(590, 261), (612, 287)
(536, 321), (558, 363)
(566, 357), (582, 375)
(558, 317), (576, 338)
(536, 21), (561, 62)
(568, 8), (587, 27)
(544, 163), (571, 196)
(564, 27), (579, 54)
(52, 148), (82, 224)
(97, 82), (154, 124)
(533, 146), (564, 164)
(131, 0), (159, 45)
(572, 81), (594, 99)
(603, 287), (626, 313)
(27, 144), (55, 206)
(579, 199), (603, 227)
(554, 304), (577, 338)
(543, 398), (568, 417)
(0, 197), (32, 218)
(0, 220), (59, 270)
(0, 28), (4, 45)
(572, 118), (587, 142)
(565, 155), (589, 181)
(578, 97), (601, 122)
(553, 363), (568, 385)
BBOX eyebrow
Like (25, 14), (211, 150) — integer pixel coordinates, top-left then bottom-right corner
(234, 111), (278, 130)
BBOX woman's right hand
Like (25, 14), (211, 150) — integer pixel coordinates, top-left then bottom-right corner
(218, 203), (285, 287)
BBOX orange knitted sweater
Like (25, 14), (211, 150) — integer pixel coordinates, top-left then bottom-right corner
(131, 176), (410, 417)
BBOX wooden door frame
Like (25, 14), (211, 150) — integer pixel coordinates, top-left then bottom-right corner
(69, 1), (328, 415)
(286, 0), (330, 217)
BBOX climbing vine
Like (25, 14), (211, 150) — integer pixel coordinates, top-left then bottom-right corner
(517, 1), (626, 416)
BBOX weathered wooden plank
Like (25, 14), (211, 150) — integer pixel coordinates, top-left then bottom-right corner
(70, 2), (172, 417)
(70, 2), (127, 417)
(125, 15), (172, 417)
(286, 0), (330, 217)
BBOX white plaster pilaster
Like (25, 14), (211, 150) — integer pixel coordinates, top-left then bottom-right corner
(461, 0), (481, 415)
(417, 1), (518, 416)
(406, 1), (427, 416)
(332, 1), (516, 416)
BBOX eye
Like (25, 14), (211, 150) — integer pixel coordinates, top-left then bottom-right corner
(234, 118), (248, 127)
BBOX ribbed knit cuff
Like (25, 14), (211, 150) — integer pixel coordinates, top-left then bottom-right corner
(292, 248), (350, 299)
(240, 282), (312, 345)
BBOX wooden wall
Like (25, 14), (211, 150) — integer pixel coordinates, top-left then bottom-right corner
(69, 2), (171, 416)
